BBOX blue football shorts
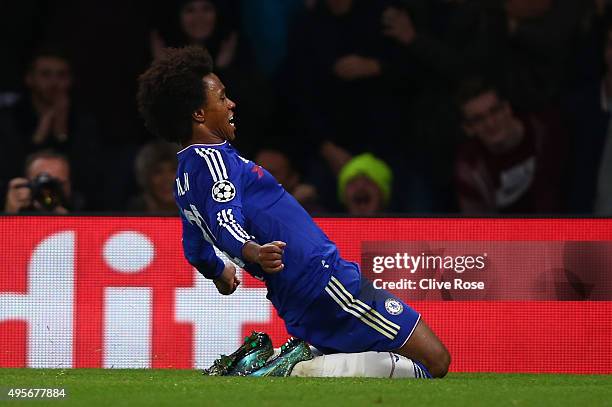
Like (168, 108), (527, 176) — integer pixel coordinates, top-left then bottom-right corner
(285, 258), (421, 354)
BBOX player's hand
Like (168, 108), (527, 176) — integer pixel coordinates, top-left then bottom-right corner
(214, 263), (241, 295)
(4, 178), (32, 213)
(258, 241), (286, 274)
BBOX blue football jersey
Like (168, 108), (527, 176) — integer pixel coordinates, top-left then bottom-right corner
(174, 141), (337, 324)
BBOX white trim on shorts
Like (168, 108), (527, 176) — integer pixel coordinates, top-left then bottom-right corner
(324, 277), (400, 340)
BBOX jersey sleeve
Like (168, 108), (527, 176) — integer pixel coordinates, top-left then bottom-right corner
(193, 147), (256, 261)
(180, 209), (226, 280)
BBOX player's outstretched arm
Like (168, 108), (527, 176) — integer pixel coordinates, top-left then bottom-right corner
(242, 241), (286, 273)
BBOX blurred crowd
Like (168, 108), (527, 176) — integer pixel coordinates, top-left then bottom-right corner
(1, 0), (611, 216)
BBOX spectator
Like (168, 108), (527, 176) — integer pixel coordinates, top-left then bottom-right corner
(255, 148), (326, 214)
(4, 150), (81, 214)
(282, 0), (409, 211)
(284, 0), (408, 164)
(338, 153), (392, 216)
(127, 142), (179, 215)
(381, 1), (503, 89)
(454, 78), (566, 214)
(0, 48), (102, 210)
(379, 0), (590, 213)
(378, 1), (508, 213)
(150, 0), (275, 157)
(151, 0), (238, 70)
(382, 0), (589, 110)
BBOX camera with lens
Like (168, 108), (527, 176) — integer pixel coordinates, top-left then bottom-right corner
(27, 172), (66, 212)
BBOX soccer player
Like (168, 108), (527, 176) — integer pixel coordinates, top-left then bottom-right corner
(137, 46), (450, 378)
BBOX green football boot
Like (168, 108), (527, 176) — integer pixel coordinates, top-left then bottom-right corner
(202, 331), (274, 376)
(246, 337), (313, 377)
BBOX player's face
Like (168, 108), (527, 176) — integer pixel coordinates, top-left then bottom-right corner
(202, 74), (236, 141)
(462, 91), (515, 150)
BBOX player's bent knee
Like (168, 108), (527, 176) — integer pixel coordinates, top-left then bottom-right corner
(428, 347), (451, 378)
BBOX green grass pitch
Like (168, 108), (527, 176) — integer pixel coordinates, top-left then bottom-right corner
(1, 369), (611, 407)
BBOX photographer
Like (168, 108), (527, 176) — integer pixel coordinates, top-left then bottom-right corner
(0, 48), (102, 210)
(4, 150), (80, 214)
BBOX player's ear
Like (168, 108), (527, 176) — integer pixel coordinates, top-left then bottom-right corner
(192, 108), (206, 123)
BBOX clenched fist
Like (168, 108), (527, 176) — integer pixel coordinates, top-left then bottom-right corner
(241, 240), (287, 274)
(213, 263), (241, 295)
(257, 241), (286, 273)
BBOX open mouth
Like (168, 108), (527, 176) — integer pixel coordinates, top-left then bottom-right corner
(228, 115), (235, 128)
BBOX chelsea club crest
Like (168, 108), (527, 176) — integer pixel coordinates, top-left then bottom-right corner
(384, 298), (403, 315)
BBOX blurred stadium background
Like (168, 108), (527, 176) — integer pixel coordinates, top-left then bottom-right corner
(2, 0), (612, 217)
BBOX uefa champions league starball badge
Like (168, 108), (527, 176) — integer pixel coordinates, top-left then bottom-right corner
(212, 180), (236, 202)
(384, 298), (403, 315)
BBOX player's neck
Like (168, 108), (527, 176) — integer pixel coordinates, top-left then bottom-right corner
(183, 129), (226, 148)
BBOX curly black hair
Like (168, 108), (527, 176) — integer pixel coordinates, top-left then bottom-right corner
(137, 46), (213, 143)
